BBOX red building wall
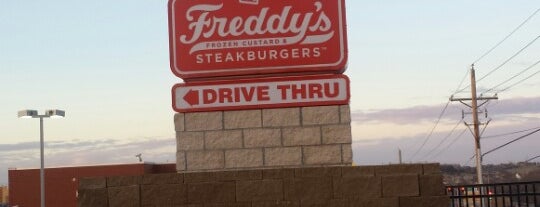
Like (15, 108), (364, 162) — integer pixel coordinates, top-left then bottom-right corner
(8, 163), (175, 207)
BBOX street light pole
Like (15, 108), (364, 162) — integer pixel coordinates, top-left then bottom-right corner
(39, 116), (45, 207)
(18, 109), (65, 207)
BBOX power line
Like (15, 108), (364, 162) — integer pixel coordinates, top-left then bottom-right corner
(483, 126), (540, 139)
(409, 68), (472, 161)
(482, 56), (540, 94)
(482, 128), (540, 157)
(431, 128), (467, 160)
(472, 7), (540, 65)
(525, 155), (540, 162)
(498, 65), (540, 93)
(456, 34), (540, 94)
(453, 7), (540, 94)
(452, 70), (470, 96)
(408, 101), (450, 161)
(421, 119), (462, 161)
(477, 35), (540, 82)
(464, 154), (475, 166)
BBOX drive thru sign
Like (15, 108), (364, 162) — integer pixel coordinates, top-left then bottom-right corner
(168, 0), (348, 80)
(172, 75), (349, 112)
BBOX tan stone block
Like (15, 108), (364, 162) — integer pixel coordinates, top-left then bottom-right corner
(282, 126), (320, 146)
(108, 186), (140, 207)
(186, 150), (224, 170)
(215, 170), (262, 181)
(262, 108), (301, 127)
(400, 196), (450, 207)
(107, 175), (141, 187)
(225, 148), (263, 168)
(175, 113), (185, 131)
(177, 131), (204, 151)
(399, 197), (422, 207)
(263, 168), (295, 179)
(284, 177), (332, 201)
(185, 111), (223, 131)
(375, 164), (423, 175)
(340, 105), (351, 123)
(236, 179), (284, 201)
(300, 199), (349, 207)
(177, 151), (186, 171)
(264, 147), (302, 166)
(421, 196), (451, 207)
(252, 201), (299, 207)
(333, 176), (381, 198)
(77, 188), (108, 207)
(224, 109), (261, 129)
(342, 166), (375, 177)
(294, 166), (342, 178)
(244, 128), (281, 148)
(142, 173), (183, 185)
(183, 171), (216, 183)
(188, 182), (236, 203)
(79, 177), (106, 189)
(342, 144), (353, 164)
(423, 163), (442, 174)
(419, 174), (445, 196)
(141, 184), (187, 206)
(206, 203), (252, 207)
(350, 198), (398, 207)
(205, 130), (243, 149)
(381, 174), (419, 197)
(321, 125), (351, 144)
(302, 106), (339, 125)
(303, 145), (342, 165)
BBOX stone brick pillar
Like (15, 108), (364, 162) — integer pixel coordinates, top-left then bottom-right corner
(175, 105), (352, 172)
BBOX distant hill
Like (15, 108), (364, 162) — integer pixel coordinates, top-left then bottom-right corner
(442, 162), (540, 185)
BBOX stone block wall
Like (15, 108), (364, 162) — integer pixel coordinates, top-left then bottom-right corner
(78, 164), (450, 207)
(175, 105), (352, 171)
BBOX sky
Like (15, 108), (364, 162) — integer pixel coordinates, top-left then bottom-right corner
(1, 0), (540, 185)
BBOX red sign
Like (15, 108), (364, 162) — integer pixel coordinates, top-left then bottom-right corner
(172, 75), (350, 112)
(168, 0), (348, 80)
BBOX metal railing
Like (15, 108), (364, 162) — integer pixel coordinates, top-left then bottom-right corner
(447, 181), (540, 207)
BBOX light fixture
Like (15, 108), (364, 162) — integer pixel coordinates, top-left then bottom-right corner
(46, 109), (65, 118)
(18, 110), (38, 118)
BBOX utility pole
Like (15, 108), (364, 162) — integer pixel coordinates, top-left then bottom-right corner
(398, 148), (402, 164)
(450, 65), (498, 184)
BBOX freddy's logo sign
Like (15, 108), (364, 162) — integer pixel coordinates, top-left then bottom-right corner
(168, 0), (348, 80)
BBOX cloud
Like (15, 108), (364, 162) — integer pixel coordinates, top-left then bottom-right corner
(2, 96), (539, 185)
(351, 104), (460, 124)
(489, 96), (540, 115)
(0, 137), (175, 185)
(0, 142), (39, 152)
(352, 119), (540, 166)
(0, 139), (119, 152)
(352, 96), (540, 124)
